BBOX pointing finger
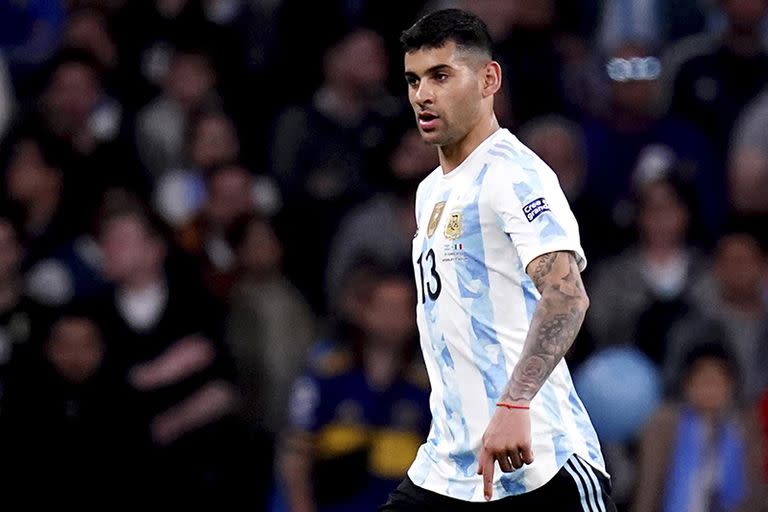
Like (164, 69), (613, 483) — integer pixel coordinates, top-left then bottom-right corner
(482, 457), (495, 501)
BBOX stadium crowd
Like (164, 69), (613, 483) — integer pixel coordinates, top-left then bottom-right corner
(0, 0), (766, 510)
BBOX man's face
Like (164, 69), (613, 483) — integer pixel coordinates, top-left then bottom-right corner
(714, 234), (765, 302)
(191, 115), (238, 168)
(330, 30), (389, 92)
(405, 42), (486, 146)
(207, 167), (253, 228)
(6, 140), (58, 202)
(45, 63), (100, 132)
(100, 216), (163, 283)
(46, 318), (104, 384)
(684, 358), (734, 414)
(638, 181), (689, 247)
(166, 53), (215, 108)
(362, 279), (417, 346)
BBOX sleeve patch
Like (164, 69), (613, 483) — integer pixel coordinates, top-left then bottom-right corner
(522, 197), (550, 222)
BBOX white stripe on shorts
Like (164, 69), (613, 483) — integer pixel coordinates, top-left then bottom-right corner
(563, 458), (595, 512)
(575, 456), (607, 512)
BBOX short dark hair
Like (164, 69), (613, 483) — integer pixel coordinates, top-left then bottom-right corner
(401, 8), (493, 57)
(682, 340), (739, 382)
(48, 47), (105, 85)
(97, 189), (169, 243)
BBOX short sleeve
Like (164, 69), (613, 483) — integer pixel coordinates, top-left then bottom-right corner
(485, 159), (587, 273)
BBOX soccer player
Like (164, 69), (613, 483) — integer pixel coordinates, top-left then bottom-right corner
(380, 9), (617, 511)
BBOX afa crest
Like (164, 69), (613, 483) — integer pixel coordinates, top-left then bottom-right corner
(427, 201), (446, 238)
(444, 211), (463, 240)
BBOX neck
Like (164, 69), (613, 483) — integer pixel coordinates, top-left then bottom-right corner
(644, 243), (683, 262)
(439, 113), (500, 173)
(363, 342), (404, 391)
(120, 271), (164, 294)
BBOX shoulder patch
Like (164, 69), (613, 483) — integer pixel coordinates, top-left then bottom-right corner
(522, 197), (550, 222)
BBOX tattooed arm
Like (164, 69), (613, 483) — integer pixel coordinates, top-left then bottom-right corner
(501, 250), (589, 404)
(477, 251), (589, 501)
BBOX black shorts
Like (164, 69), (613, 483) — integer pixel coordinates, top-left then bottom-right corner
(380, 454), (616, 512)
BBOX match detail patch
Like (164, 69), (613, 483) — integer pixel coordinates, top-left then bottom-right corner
(523, 197), (550, 222)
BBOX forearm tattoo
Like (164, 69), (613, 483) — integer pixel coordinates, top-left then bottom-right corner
(501, 252), (588, 404)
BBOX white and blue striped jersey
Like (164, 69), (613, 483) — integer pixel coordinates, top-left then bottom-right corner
(408, 128), (607, 502)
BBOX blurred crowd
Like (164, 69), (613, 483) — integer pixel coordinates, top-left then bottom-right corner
(0, 0), (767, 510)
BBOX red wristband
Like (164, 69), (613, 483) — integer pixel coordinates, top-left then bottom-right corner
(496, 402), (530, 410)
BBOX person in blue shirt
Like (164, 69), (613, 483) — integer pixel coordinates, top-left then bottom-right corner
(279, 266), (430, 512)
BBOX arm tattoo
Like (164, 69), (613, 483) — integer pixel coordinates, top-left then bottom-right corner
(530, 252), (557, 293)
(501, 252), (588, 404)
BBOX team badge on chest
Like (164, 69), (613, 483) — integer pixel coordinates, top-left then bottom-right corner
(444, 211), (463, 240)
(427, 201), (446, 238)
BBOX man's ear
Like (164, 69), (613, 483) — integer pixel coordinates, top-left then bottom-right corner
(482, 61), (502, 98)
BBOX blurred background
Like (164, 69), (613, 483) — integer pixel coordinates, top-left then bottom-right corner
(0, 0), (766, 510)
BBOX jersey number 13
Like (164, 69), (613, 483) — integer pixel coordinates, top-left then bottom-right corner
(417, 249), (441, 303)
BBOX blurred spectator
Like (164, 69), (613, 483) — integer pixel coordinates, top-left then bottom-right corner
(325, 128), (435, 308)
(0, 309), (146, 506)
(0, 52), (13, 142)
(41, 50), (124, 156)
(177, 163), (279, 301)
(270, 28), (401, 311)
(225, 213), (315, 450)
(518, 115), (625, 263)
(111, 0), (225, 110)
(0, 213), (48, 391)
(665, 230), (768, 402)
(196, 0), (280, 150)
(62, 6), (119, 77)
(587, 173), (715, 363)
(3, 130), (78, 276)
(0, 0), (64, 89)
(279, 269), (429, 512)
(662, 0), (768, 157)
(186, 108), (241, 170)
(2, 127), (113, 308)
(153, 108), (243, 226)
(37, 49), (148, 220)
(136, 45), (220, 178)
(491, 0), (570, 125)
(93, 194), (249, 503)
(729, 87), (768, 215)
(199, 0), (278, 74)
(275, 0), (426, 102)
(3, 128), (109, 308)
(581, 41), (720, 233)
(633, 342), (766, 512)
